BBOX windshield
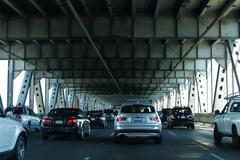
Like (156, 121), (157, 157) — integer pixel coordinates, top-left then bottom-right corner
(48, 109), (82, 118)
(121, 105), (155, 113)
(172, 108), (192, 115)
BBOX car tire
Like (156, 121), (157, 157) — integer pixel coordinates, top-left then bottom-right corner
(232, 127), (240, 148)
(191, 124), (195, 130)
(9, 134), (26, 160)
(85, 126), (91, 137)
(155, 135), (162, 144)
(42, 132), (49, 140)
(214, 124), (222, 145)
(78, 128), (84, 140)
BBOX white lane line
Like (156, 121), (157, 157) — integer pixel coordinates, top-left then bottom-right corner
(84, 157), (90, 160)
(110, 132), (114, 137)
(168, 131), (176, 136)
(209, 153), (225, 160)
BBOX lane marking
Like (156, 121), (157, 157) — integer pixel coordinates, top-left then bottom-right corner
(110, 132), (114, 137)
(209, 153), (225, 160)
(168, 131), (176, 136)
(84, 157), (90, 160)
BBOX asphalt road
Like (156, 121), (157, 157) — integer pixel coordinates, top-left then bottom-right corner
(25, 123), (240, 160)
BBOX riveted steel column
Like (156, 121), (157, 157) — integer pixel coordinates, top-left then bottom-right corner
(58, 88), (66, 108)
(68, 90), (75, 108)
(49, 84), (59, 110)
(7, 60), (14, 108)
(195, 72), (207, 113)
(45, 79), (50, 113)
(0, 94), (3, 110)
(212, 65), (227, 112)
(34, 82), (45, 114)
(188, 82), (196, 112)
(29, 72), (35, 110)
(16, 71), (33, 107)
(226, 40), (240, 91)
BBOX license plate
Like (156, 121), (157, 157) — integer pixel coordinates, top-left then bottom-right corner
(181, 116), (185, 119)
(55, 120), (63, 124)
(133, 118), (142, 122)
(91, 118), (95, 121)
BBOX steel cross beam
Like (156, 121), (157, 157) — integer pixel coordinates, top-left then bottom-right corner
(2, 0), (26, 18)
(106, 0), (113, 17)
(154, 0), (161, 18)
(197, 0), (210, 18)
(66, 0), (124, 98)
(28, 0), (47, 17)
(55, 0), (69, 16)
(156, 0), (238, 96)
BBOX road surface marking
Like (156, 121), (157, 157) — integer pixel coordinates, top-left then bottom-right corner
(84, 157), (90, 160)
(209, 153), (225, 160)
(110, 132), (114, 137)
(168, 131), (176, 136)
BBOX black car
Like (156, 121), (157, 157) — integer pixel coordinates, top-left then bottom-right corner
(86, 110), (107, 128)
(159, 108), (172, 123)
(41, 108), (90, 139)
(167, 107), (194, 129)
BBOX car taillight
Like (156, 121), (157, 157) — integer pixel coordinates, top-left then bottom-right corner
(42, 118), (53, 125)
(67, 119), (77, 124)
(171, 115), (176, 120)
(116, 116), (127, 122)
(16, 115), (22, 119)
(150, 116), (161, 122)
(96, 117), (105, 121)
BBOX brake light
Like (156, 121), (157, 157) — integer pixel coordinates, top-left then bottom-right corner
(67, 119), (77, 124)
(42, 118), (53, 125)
(116, 116), (127, 122)
(150, 116), (161, 122)
(171, 115), (176, 120)
(16, 115), (22, 119)
(96, 117), (105, 121)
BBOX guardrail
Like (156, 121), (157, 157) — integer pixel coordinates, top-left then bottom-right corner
(194, 113), (215, 124)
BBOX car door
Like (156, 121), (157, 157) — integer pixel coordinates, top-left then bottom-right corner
(217, 104), (229, 133)
(224, 101), (240, 134)
(28, 108), (39, 129)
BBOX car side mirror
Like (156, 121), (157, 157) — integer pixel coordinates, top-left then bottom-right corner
(214, 110), (220, 115)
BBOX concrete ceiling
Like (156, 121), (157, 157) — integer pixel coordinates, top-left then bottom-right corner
(0, 0), (240, 104)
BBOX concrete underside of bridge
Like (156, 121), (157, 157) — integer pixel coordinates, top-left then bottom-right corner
(0, 0), (240, 112)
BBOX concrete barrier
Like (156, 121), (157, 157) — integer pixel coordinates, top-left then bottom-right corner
(194, 113), (215, 124)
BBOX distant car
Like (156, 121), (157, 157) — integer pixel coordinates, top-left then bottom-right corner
(41, 108), (91, 140)
(160, 108), (172, 123)
(167, 107), (194, 129)
(5, 106), (41, 133)
(0, 107), (27, 160)
(104, 109), (115, 121)
(114, 103), (162, 144)
(86, 110), (107, 128)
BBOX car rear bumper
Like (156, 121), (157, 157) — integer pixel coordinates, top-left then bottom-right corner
(171, 120), (194, 126)
(90, 120), (105, 126)
(42, 126), (80, 135)
(114, 129), (161, 138)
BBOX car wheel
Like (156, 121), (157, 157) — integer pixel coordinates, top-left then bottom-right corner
(42, 132), (49, 140)
(155, 135), (162, 144)
(191, 124), (195, 130)
(78, 128), (84, 140)
(232, 127), (240, 148)
(85, 126), (91, 137)
(9, 134), (26, 160)
(214, 124), (222, 145)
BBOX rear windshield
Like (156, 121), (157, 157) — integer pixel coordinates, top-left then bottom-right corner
(104, 109), (114, 114)
(87, 111), (103, 117)
(5, 107), (25, 114)
(172, 108), (192, 115)
(162, 109), (171, 115)
(48, 109), (82, 117)
(121, 105), (155, 113)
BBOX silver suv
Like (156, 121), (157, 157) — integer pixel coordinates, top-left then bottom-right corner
(114, 103), (162, 144)
(5, 106), (41, 133)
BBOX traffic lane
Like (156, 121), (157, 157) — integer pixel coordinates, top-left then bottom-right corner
(164, 124), (240, 160)
(25, 123), (223, 160)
